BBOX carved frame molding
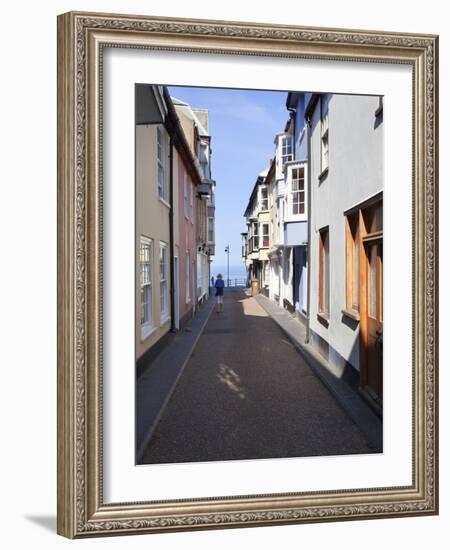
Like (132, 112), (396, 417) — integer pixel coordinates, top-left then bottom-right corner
(57, 11), (438, 538)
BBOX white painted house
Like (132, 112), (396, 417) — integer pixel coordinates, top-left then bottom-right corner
(306, 92), (383, 409)
(243, 167), (271, 293)
(242, 90), (384, 412)
(268, 93), (309, 323)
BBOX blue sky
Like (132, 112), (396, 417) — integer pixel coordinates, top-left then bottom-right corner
(168, 86), (289, 268)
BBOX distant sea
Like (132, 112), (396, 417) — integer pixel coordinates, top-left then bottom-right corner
(211, 264), (247, 281)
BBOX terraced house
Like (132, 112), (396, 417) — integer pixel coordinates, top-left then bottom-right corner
(243, 91), (383, 412)
(306, 92), (383, 410)
(243, 167), (271, 294)
(135, 85), (216, 372)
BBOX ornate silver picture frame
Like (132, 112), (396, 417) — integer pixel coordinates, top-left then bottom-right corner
(57, 11), (438, 538)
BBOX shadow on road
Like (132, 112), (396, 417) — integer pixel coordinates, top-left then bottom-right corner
(140, 289), (379, 465)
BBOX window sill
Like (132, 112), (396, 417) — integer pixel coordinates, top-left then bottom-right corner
(159, 197), (171, 209)
(317, 312), (329, 327)
(160, 314), (170, 327)
(318, 167), (329, 182)
(342, 308), (360, 322)
(140, 324), (157, 342)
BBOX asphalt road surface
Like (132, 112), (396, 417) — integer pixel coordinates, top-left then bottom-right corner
(141, 289), (373, 464)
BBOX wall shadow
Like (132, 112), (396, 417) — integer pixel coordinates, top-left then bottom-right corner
(24, 515), (56, 533)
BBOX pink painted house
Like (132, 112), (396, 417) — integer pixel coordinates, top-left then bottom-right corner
(177, 157), (197, 327)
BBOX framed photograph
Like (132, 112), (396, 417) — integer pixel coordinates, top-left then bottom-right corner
(57, 11), (439, 538)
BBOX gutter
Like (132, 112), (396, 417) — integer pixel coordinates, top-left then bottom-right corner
(287, 106), (296, 158)
(305, 93), (320, 121)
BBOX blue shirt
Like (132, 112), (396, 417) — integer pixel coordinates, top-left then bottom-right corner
(215, 279), (225, 296)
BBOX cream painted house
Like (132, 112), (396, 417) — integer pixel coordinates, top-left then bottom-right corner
(243, 166), (273, 294)
(136, 117), (172, 361)
(135, 85), (215, 371)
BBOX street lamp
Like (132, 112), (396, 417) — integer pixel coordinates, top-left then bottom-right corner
(225, 245), (230, 287)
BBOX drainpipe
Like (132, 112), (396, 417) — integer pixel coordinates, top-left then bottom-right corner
(287, 107), (296, 158)
(169, 136), (176, 332)
(305, 115), (312, 344)
(287, 106), (296, 310)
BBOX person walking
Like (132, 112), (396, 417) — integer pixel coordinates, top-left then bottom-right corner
(214, 273), (225, 313)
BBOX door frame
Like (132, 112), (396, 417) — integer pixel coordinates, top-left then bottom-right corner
(358, 206), (383, 404)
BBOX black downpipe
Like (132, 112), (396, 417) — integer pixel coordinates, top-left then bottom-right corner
(287, 107), (296, 158)
(169, 136), (176, 332)
(287, 107), (296, 310)
(305, 115), (312, 344)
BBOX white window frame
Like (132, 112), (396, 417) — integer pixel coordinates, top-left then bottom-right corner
(280, 134), (293, 167)
(207, 216), (214, 243)
(291, 165), (306, 217)
(159, 242), (169, 323)
(320, 96), (329, 173)
(157, 126), (166, 201)
(140, 236), (154, 340)
(252, 222), (259, 251)
(261, 223), (270, 248)
(260, 186), (269, 211)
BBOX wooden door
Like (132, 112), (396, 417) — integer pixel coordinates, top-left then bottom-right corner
(364, 238), (383, 400)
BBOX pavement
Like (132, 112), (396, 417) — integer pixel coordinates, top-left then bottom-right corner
(136, 295), (216, 461)
(140, 288), (378, 465)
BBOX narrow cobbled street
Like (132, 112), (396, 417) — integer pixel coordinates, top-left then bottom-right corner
(141, 289), (373, 464)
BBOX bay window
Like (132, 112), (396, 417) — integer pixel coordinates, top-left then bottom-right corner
(261, 223), (270, 248)
(252, 222), (259, 250)
(280, 134), (293, 167)
(291, 166), (305, 215)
